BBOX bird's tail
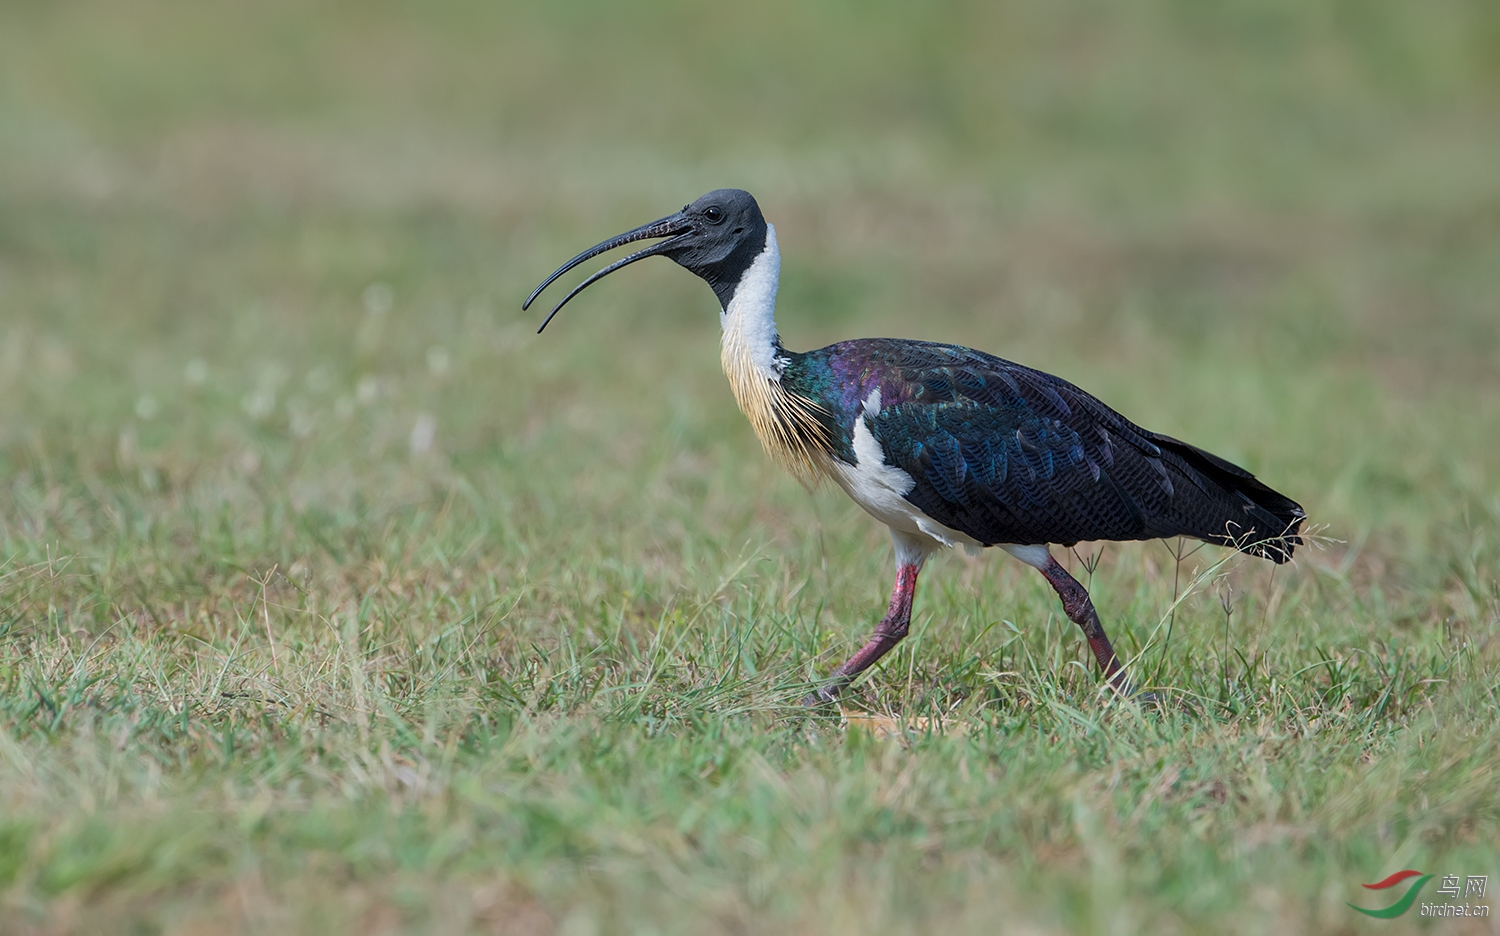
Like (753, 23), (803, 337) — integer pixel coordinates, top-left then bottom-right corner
(1154, 436), (1306, 564)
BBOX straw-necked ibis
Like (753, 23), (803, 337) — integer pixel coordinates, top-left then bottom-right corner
(525, 189), (1304, 705)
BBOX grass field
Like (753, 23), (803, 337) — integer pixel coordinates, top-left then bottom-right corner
(1, 1), (1498, 933)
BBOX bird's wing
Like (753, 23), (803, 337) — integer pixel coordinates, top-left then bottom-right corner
(852, 340), (1298, 554)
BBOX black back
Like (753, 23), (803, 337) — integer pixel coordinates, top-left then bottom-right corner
(787, 339), (1305, 562)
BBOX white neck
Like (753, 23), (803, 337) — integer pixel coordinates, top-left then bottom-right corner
(717, 222), (826, 483)
(720, 224), (783, 381)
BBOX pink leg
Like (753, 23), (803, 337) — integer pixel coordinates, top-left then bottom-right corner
(1003, 545), (1137, 694)
(803, 563), (921, 706)
(1036, 556), (1127, 686)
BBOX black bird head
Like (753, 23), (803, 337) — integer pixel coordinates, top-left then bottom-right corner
(524, 189), (768, 332)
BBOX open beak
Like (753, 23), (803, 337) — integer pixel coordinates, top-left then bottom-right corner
(523, 211), (694, 333)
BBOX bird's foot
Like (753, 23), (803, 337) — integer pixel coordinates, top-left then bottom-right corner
(1114, 684), (1166, 709)
(1103, 674), (1161, 706)
(800, 682), (843, 709)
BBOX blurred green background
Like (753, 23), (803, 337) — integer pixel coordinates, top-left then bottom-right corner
(1, 1), (1498, 933)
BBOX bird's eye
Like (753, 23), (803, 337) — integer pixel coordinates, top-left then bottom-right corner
(704, 206), (724, 223)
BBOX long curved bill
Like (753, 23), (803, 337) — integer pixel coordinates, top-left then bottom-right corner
(524, 212), (693, 333)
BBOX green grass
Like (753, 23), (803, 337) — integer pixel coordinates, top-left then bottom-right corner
(1, 1), (1498, 932)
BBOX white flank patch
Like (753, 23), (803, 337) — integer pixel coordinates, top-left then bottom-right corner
(1000, 543), (1053, 570)
(721, 224), (785, 381)
(827, 388), (984, 554)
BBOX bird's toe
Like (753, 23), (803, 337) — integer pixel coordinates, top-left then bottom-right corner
(801, 685), (842, 709)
